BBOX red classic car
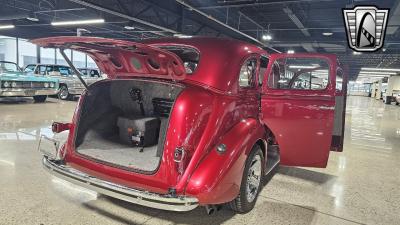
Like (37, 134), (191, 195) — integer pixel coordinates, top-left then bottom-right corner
(34, 36), (347, 214)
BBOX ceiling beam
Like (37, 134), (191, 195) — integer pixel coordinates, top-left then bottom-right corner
(68, 0), (177, 33)
(175, 0), (280, 52)
(283, 7), (310, 37)
(198, 0), (338, 10)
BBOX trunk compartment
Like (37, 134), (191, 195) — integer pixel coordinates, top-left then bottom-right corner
(74, 79), (183, 173)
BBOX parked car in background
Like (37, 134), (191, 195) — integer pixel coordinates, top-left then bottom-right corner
(0, 61), (58, 102)
(383, 90), (400, 105)
(35, 36), (347, 214)
(394, 92), (400, 105)
(78, 68), (101, 78)
(24, 64), (102, 100)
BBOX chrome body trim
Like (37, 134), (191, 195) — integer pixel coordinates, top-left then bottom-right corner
(42, 157), (199, 211)
(67, 87), (85, 95)
(0, 88), (58, 97)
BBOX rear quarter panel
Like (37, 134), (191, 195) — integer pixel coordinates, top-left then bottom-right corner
(185, 118), (265, 204)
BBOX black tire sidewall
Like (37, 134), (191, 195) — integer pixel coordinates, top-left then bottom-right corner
(238, 146), (265, 212)
(58, 85), (69, 100)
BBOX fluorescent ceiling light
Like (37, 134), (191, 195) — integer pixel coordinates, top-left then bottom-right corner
(26, 17), (39, 22)
(287, 50), (295, 54)
(361, 67), (400, 72)
(51, 19), (104, 26)
(0, 25), (15, 29)
(173, 34), (192, 38)
(357, 75), (388, 78)
(322, 32), (333, 36)
(262, 34), (272, 40)
(358, 71), (397, 75)
(353, 51), (361, 55)
(124, 25), (135, 30)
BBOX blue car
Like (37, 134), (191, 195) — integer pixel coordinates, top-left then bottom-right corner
(0, 61), (59, 102)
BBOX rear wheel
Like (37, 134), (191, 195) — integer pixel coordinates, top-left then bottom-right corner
(33, 95), (47, 103)
(58, 85), (70, 100)
(230, 145), (264, 213)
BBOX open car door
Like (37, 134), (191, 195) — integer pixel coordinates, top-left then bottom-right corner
(31, 36), (186, 80)
(331, 65), (347, 152)
(261, 53), (344, 168)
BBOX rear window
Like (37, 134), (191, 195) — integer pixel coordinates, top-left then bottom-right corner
(157, 46), (199, 74)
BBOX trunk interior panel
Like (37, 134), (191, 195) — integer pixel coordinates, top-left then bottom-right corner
(75, 79), (183, 173)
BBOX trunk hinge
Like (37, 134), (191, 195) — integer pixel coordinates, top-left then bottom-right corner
(59, 48), (89, 91)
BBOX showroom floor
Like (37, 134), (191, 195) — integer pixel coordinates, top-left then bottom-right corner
(0, 96), (399, 225)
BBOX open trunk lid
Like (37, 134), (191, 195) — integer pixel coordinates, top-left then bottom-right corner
(31, 36), (186, 80)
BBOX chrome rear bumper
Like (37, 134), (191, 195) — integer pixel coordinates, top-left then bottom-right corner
(42, 157), (199, 211)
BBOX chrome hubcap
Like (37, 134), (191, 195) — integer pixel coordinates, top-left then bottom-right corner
(246, 154), (262, 203)
(59, 87), (68, 99)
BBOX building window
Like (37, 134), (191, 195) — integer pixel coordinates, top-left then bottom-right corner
(18, 39), (37, 68)
(73, 50), (86, 68)
(56, 48), (71, 66)
(0, 36), (17, 63)
(41, 47), (55, 64)
(87, 55), (97, 68)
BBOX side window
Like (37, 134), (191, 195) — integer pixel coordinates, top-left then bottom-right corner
(259, 56), (269, 85)
(46, 66), (53, 73)
(58, 66), (72, 76)
(91, 70), (100, 77)
(39, 66), (46, 75)
(239, 58), (257, 88)
(79, 69), (87, 75)
(268, 57), (330, 90)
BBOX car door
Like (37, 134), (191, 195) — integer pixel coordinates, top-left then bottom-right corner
(331, 66), (347, 152)
(261, 53), (340, 168)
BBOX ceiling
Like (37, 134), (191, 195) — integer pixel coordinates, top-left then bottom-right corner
(0, 0), (400, 81)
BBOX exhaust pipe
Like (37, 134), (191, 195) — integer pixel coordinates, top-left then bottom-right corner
(205, 205), (220, 215)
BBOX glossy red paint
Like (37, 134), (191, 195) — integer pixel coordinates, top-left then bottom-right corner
(145, 37), (265, 94)
(32, 37), (187, 80)
(35, 36), (345, 207)
(261, 53), (337, 167)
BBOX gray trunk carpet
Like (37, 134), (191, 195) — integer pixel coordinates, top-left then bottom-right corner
(77, 131), (160, 172)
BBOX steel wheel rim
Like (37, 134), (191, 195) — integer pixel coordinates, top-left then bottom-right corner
(246, 154), (262, 203)
(59, 87), (68, 99)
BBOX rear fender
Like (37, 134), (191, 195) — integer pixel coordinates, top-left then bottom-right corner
(185, 118), (265, 205)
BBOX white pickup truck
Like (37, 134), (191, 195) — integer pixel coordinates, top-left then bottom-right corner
(24, 64), (102, 100)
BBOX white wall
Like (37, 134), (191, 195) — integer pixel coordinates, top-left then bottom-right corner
(387, 76), (400, 96)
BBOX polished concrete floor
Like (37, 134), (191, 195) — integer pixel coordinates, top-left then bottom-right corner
(0, 96), (399, 225)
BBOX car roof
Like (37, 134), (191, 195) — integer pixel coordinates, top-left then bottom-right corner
(27, 64), (70, 67)
(143, 37), (268, 93)
(0, 61), (18, 64)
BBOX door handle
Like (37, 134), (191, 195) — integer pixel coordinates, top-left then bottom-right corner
(319, 106), (335, 110)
